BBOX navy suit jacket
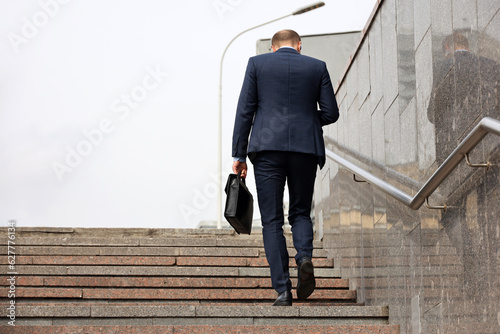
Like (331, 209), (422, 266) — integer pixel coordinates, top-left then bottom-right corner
(232, 47), (339, 168)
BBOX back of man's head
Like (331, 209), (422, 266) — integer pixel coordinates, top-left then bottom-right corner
(452, 32), (469, 50)
(442, 31), (470, 54)
(271, 30), (301, 48)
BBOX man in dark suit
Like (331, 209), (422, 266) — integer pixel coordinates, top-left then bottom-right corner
(231, 30), (339, 306)
(428, 31), (500, 164)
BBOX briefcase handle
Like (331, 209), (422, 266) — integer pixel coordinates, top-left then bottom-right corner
(224, 171), (245, 195)
(237, 171), (245, 184)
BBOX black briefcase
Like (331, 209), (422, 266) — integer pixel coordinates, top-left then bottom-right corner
(224, 172), (254, 234)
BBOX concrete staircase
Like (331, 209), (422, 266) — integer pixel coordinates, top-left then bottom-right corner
(0, 227), (399, 333)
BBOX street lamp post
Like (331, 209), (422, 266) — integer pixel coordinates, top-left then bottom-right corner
(217, 2), (325, 229)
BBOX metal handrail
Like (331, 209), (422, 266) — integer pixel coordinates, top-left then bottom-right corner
(324, 135), (421, 191)
(325, 117), (500, 210)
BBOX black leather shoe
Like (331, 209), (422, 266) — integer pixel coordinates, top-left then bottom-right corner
(297, 255), (315, 300)
(272, 290), (292, 306)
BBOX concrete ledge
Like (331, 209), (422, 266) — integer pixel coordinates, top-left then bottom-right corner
(80, 288), (269, 300)
(0, 255), (177, 266)
(0, 227), (76, 234)
(12, 304), (387, 319)
(153, 318), (255, 326)
(1, 287), (83, 298)
(1, 246), (102, 256)
(178, 248), (260, 257)
(0, 265), (68, 275)
(0, 256), (334, 268)
(173, 325), (400, 333)
(9, 317), (390, 326)
(2, 246), (263, 257)
(2, 245), (327, 258)
(3, 288), (355, 301)
(139, 238), (218, 247)
(0, 236), (324, 248)
(0, 227), (242, 237)
(16, 305), (91, 317)
(252, 318), (389, 325)
(66, 266), (241, 276)
(199, 305), (301, 318)
(100, 247), (179, 256)
(0, 324), (401, 333)
(91, 305), (197, 318)
(298, 305), (389, 318)
(215, 238), (324, 249)
(239, 267), (341, 278)
(1, 276), (349, 289)
(0, 237), (140, 246)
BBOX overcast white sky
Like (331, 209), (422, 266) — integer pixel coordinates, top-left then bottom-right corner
(0, 0), (376, 229)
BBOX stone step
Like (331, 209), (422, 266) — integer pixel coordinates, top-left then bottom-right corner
(0, 246), (329, 258)
(0, 287), (356, 301)
(0, 237), (324, 248)
(11, 304), (383, 319)
(0, 276), (349, 289)
(1, 325), (401, 333)
(5, 304), (392, 327)
(1, 265), (341, 277)
(7, 318), (391, 326)
(0, 227), (263, 238)
(0, 256), (334, 268)
(174, 257), (333, 267)
(0, 227), (397, 332)
(9, 300), (363, 306)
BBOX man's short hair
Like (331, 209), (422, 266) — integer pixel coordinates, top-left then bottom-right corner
(443, 31), (470, 51)
(271, 30), (301, 48)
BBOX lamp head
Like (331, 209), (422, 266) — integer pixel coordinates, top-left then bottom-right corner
(292, 1), (325, 15)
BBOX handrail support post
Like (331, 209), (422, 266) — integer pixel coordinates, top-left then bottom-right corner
(425, 197), (447, 212)
(465, 153), (491, 170)
(353, 174), (367, 183)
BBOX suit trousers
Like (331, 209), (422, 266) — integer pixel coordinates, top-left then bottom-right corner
(252, 151), (317, 294)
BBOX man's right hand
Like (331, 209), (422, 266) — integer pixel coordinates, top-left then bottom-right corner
(232, 161), (248, 179)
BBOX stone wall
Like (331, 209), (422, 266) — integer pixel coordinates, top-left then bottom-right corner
(314, 0), (500, 333)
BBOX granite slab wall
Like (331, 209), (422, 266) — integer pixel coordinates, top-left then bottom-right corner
(314, 0), (500, 333)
